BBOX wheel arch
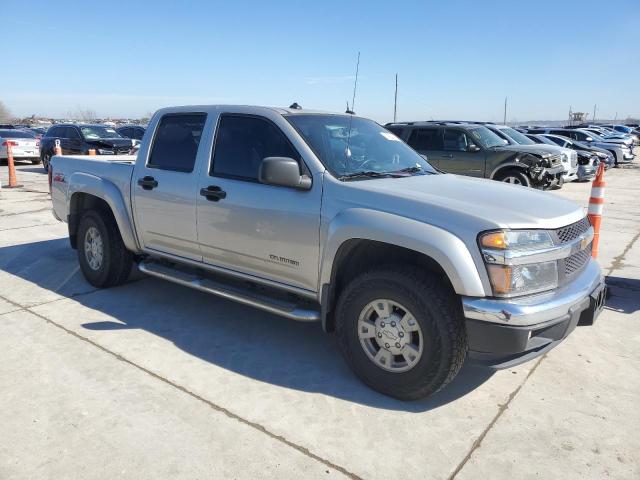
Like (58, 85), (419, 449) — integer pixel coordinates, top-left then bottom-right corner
(68, 174), (139, 252)
(319, 209), (487, 332)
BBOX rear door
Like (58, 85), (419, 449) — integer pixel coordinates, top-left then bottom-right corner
(440, 128), (484, 176)
(132, 112), (207, 260)
(195, 113), (322, 291)
(406, 127), (442, 168)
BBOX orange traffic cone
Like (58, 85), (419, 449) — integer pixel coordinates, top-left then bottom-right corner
(587, 163), (605, 259)
(3, 141), (23, 188)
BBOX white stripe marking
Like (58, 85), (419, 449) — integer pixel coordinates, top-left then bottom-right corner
(590, 186), (605, 198)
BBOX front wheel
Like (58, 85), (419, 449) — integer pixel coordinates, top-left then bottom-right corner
(494, 168), (531, 187)
(335, 267), (467, 400)
(77, 209), (133, 288)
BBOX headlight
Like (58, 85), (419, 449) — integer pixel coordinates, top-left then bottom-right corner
(479, 230), (558, 297)
(97, 149), (115, 155)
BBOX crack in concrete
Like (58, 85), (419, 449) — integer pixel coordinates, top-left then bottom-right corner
(606, 229), (640, 276)
(0, 207), (52, 217)
(448, 355), (546, 479)
(0, 291), (362, 480)
(0, 222), (60, 232)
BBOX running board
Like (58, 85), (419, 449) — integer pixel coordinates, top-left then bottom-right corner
(138, 261), (320, 322)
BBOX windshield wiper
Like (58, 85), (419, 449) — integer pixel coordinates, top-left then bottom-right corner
(391, 165), (432, 175)
(338, 170), (399, 181)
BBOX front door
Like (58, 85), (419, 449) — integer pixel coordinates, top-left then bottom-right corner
(439, 128), (485, 176)
(132, 113), (207, 260)
(196, 113), (322, 292)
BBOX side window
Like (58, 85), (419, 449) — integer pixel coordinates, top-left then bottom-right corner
(134, 128), (145, 140)
(211, 115), (300, 181)
(385, 127), (404, 139)
(118, 127), (131, 138)
(66, 127), (81, 140)
(443, 129), (470, 151)
(407, 128), (442, 150)
(147, 113), (206, 172)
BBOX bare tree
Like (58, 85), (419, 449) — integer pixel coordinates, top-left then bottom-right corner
(68, 107), (97, 121)
(0, 101), (11, 122)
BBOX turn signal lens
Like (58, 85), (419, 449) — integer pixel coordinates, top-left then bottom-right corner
(481, 231), (507, 249)
(486, 265), (512, 294)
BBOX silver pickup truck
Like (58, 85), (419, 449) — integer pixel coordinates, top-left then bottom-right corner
(50, 105), (606, 400)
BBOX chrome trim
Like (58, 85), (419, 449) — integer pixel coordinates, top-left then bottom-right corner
(482, 227), (593, 265)
(462, 259), (603, 327)
(139, 261), (320, 322)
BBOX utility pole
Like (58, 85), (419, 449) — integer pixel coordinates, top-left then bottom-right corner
(503, 97), (507, 125)
(568, 105), (572, 125)
(393, 74), (398, 123)
(614, 112), (618, 123)
(593, 104), (597, 123)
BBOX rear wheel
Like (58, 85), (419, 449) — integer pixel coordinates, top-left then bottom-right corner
(31, 158), (41, 165)
(335, 267), (467, 400)
(77, 209), (133, 288)
(494, 168), (531, 187)
(42, 152), (51, 172)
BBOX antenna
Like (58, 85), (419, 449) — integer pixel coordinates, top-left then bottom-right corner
(393, 74), (398, 122)
(503, 97), (507, 125)
(350, 51), (361, 115)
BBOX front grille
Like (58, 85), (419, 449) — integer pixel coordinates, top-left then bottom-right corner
(549, 154), (562, 166)
(570, 154), (578, 168)
(565, 244), (592, 276)
(554, 217), (590, 244)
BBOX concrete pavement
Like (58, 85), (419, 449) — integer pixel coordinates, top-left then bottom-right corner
(1, 161), (639, 479)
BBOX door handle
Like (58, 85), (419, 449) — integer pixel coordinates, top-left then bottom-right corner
(200, 185), (227, 201)
(137, 176), (158, 190)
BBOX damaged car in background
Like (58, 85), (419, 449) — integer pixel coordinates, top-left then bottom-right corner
(385, 121), (564, 189)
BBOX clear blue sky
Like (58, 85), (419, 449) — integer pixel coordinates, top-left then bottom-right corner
(3, 0), (639, 122)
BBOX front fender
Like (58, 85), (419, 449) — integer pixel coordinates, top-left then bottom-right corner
(489, 161), (530, 179)
(320, 208), (487, 297)
(68, 172), (139, 252)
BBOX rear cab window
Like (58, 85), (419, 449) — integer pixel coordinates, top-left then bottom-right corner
(147, 113), (206, 173)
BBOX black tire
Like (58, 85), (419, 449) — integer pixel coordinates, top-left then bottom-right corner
(549, 175), (564, 190)
(335, 267), (467, 400)
(494, 168), (531, 187)
(42, 152), (51, 172)
(31, 158), (41, 165)
(77, 209), (133, 288)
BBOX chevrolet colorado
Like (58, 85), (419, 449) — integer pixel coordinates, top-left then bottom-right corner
(49, 105), (606, 400)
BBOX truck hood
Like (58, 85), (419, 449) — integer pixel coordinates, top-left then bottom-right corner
(338, 173), (584, 233)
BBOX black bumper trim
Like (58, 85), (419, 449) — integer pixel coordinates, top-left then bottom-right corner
(466, 289), (603, 369)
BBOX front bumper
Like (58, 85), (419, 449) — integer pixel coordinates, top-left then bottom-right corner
(461, 260), (605, 368)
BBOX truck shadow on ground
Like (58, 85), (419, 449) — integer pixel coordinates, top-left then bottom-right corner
(1, 238), (494, 412)
(604, 276), (640, 315)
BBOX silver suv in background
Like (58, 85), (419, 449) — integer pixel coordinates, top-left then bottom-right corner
(526, 127), (635, 166)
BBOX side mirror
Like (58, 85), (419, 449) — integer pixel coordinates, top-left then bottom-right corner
(467, 144), (481, 152)
(259, 157), (312, 190)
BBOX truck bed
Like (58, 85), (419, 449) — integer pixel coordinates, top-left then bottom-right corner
(50, 154), (137, 225)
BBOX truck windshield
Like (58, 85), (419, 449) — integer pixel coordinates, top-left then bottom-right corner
(500, 127), (536, 145)
(80, 126), (122, 139)
(467, 126), (506, 148)
(286, 114), (436, 179)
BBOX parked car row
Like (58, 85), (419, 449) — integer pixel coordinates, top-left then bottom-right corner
(39, 124), (145, 171)
(384, 119), (637, 190)
(0, 128), (40, 164)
